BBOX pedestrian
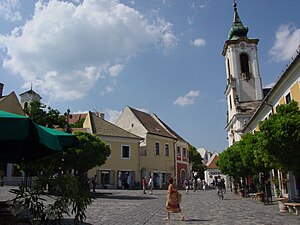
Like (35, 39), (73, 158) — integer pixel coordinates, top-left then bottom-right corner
(142, 177), (147, 194)
(165, 177), (185, 221)
(193, 178), (197, 192)
(92, 175), (97, 193)
(183, 178), (189, 194)
(202, 180), (206, 190)
(148, 176), (153, 195)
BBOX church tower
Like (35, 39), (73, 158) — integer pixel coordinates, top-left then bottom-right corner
(222, 2), (263, 146)
(19, 84), (42, 109)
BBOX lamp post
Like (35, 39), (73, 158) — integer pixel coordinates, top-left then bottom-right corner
(64, 108), (72, 133)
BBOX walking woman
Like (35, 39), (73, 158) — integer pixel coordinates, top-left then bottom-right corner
(165, 177), (185, 221)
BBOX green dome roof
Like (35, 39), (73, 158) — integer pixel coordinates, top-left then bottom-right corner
(228, 2), (248, 40)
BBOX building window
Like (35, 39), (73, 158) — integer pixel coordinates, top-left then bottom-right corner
(285, 93), (291, 104)
(183, 148), (187, 158)
(177, 146), (181, 156)
(24, 102), (28, 109)
(229, 95), (232, 110)
(100, 170), (111, 185)
(240, 53), (250, 79)
(121, 145), (130, 159)
(165, 144), (169, 156)
(227, 59), (231, 81)
(155, 142), (160, 155)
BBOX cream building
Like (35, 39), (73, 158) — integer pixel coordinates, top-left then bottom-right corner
(116, 106), (189, 188)
(83, 111), (143, 189)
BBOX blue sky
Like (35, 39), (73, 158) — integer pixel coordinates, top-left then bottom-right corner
(0, 0), (300, 153)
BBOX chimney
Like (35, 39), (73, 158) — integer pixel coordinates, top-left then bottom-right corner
(0, 83), (3, 97)
(100, 112), (105, 119)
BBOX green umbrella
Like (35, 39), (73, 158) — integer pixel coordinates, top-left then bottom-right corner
(0, 110), (77, 163)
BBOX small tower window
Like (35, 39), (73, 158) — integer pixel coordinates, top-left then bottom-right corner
(24, 102), (28, 109)
(227, 59), (231, 80)
(240, 53), (250, 80)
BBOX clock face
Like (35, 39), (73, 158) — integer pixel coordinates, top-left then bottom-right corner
(239, 42), (246, 49)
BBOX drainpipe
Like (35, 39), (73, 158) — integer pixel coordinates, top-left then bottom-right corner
(173, 139), (177, 185)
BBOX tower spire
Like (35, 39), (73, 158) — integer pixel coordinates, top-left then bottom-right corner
(228, 1), (249, 40)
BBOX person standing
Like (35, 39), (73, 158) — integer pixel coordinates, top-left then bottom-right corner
(142, 177), (147, 194)
(165, 177), (185, 221)
(183, 178), (189, 194)
(148, 176), (153, 195)
(192, 178), (197, 192)
(92, 175), (97, 193)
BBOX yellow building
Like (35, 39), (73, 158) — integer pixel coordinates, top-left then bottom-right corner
(116, 106), (189, 189)
(243, 49), (300, 199)
(83, 111), (143, 189)
(0, 83), (25, 116)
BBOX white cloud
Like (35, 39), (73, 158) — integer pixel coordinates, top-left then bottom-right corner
(105, 85), (114, 93)
(269, 24), (300, 62)
(105, 108), (122, 123)
(0, 0), (22, 21)
(264, 82), (275, 89)
(0, 0), (177, 101)
(108, 64), (123, 77)
(173, 90), (200, 106)
(192, 38), (206, 47)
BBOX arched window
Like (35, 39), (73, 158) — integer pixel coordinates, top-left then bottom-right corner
(180, 169), (186, 182)
(240, 53), (250, 80)
(24, 102), (28, 109)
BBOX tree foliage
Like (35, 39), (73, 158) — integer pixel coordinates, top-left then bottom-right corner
(259, 100), (300, 175)
(189, 145), (206, 179)
(24, 100), (67, 129)
(19, 102), (111, 224)
(63, 131), (111, 174)
(218, 100), (300, 186)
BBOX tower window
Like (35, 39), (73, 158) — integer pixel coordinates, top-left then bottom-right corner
(227, 59), (231, 81)
(285, 93), (291, 104)
(240, 53), (250, 79)
(24, 102), (28, 109)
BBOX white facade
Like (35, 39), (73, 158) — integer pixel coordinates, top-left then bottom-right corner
(223, 5), (263, 146)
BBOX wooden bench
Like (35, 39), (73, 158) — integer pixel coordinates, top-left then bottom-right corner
(284, 202), (300, 216)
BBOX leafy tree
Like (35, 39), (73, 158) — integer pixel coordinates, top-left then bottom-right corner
(19, 102), (111, 224)
(24, 100), (67, 129)
(62, 131), (111, 175)
(259, 100), (300, 175)
(188, 145), (206, 180)
(70, 118), (85, 128)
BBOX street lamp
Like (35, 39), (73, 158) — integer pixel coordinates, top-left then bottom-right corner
(64, 108), (72, 133)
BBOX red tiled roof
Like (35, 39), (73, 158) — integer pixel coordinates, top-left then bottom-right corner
(207, 154), (219, 169)
(69, 113), (87, 124)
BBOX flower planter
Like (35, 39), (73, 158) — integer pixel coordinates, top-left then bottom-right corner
(239, 189), (245, 197)
(276, 197), (288, 213)
(256, 192), (264, 203)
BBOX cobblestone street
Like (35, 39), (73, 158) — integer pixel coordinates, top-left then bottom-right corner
(2, 186), (299, 225)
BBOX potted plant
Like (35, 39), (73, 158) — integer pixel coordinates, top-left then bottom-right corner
(272, 177), (288, 212)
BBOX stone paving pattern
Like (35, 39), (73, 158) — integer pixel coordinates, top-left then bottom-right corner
(1, 186), (300, 224)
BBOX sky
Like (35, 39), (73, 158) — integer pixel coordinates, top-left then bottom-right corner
(0, 0), (300, 153)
